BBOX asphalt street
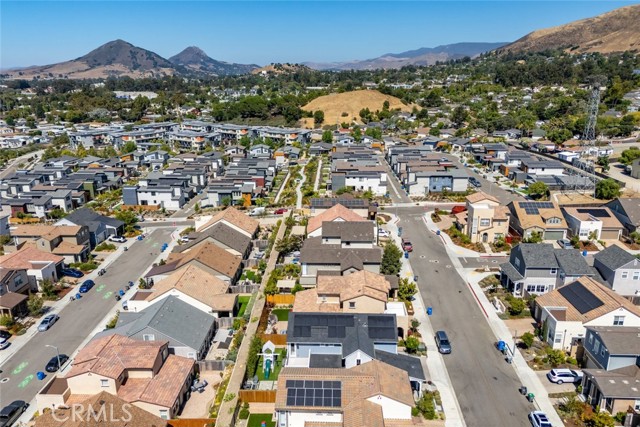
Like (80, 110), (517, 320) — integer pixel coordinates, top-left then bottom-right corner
(0, 228), (172, 406)
(395, 207), (534, 427)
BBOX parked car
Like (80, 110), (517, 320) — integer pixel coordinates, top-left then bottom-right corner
(557, 239), (573, 249)
(401, 238), (413, 252)
(469, 177), (482, 188)
(0, 338), (9, 350)
(61, 268), (84, 278)
(435, 330), (451, 354)
(108, 235), (126, 243)
(378, 229), (391, 238)
(274, 208), (288, 215)
(45, 354), (69, 372)
(528, 411), (552, 427)
(546, 368), (583, 384)
(249, 207), (265, 216)
(79, 279), (95, 293)
(0, 400), (28, 427)
(179, 236), (191, 243)
(38, 314), (59, 332)
(0, 331), (10, 340)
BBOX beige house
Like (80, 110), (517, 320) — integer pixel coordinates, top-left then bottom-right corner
(8, 224), (91, 263)
(507, 200), (568, 241)
(306, 203), (365, 237)
(459, 191), (510, 243)
(36, 335), (195, 420)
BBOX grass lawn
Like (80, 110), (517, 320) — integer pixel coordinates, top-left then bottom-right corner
(271, 308), (290, 321)
(256, 349), (285, 381)
(237, 296), (251, 318)
(247, 414), (275, 427)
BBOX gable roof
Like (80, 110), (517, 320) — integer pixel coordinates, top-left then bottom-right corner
(509, 201), (567, 230)
(63, 207), (124, 229)
(562, 207), (624, 229)
(586, 326), (640, 356)
(11, 224), (84, 240)
(515, 243), (558, 269)
(196, 206), (259, 236)
(553, 249), (594, 276)
(175, 222), (251, 255)
(307, 204), (364, 234)
(583, 365), (640, 399)
(535, 276), (640, 323)
(147, 242), (242, 279)
(607, 198), (640, 227)
(321, 221), (375, 243)
(145, 264), (229, 307)
(466, 191), (499, 204)
(0, 246), (64, 269)
(300, 237), (382, 266)
(594, 244), (637, 271)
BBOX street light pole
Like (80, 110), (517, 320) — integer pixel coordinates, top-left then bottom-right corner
(45, 344), (61, 371)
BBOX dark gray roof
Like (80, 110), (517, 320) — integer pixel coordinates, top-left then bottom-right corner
(175, 223), (251, 256)
(300, 237), (382, 265)
(516, 243), (558, 268)
(321, 221), (374, 243)
(94, 296), (214, 351)
(607, 198), (640, 227)
(586, 326), (640, 355)
(287, 313), (397, 359)
(594, 245), (636, 271)
(374, 350), (426, 380)
(583, 365), (640, 399)
(500, 262), (524, 282)
(309, 353), (343, 368)
(64, 208), (124, 230)
(553, 249), (593, 276)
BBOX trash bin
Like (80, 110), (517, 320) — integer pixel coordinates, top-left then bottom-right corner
(436, 230), (441, 236)
(37, 371), (46, 380)
(519, 386), (527, 395)
(527, 392), (535, 402)
(582, 250), (587, 257)
(497, 340), (506, 352)
(427, 307), (433, 316)
(414, 275), (418, 282)
(404, 251), (409, 259)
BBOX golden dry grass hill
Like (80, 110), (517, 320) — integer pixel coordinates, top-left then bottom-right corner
(301, 90), (417, 127)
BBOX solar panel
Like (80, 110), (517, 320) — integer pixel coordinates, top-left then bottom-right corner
(577, 208), (610, 218)
(368, 315), (394, 327)
(286, 380), (342, 407)
(558, 282), (604, 314)
(369, 326), (397, 340)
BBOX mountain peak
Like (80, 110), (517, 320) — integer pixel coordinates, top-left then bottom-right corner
(168, 47), (258, 76)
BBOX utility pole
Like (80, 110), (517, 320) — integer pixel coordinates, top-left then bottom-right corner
(580, 76), (606, 198)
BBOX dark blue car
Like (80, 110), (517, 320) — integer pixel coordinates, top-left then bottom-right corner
(61, 268), (84, 278)
(79, 280), (95, 293)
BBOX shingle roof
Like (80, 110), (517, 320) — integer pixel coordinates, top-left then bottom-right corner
(465, 191), (499, 204)
(509, 201), (567, 231)
(535, 276), (640, 323)
(0, 292), (28, 309)
(583, 365), (640, 399)
(300, 237), (382, 266)
(147, 242), (242, 279)
(176, 222), (251, 255)
(11, 224), (83, 240)
(0, 246), (64, 269)
(64, 207), (124, 229)
(553, 249), (593, 276)
(307, 204), (364, 234)
(562, 207), (624, 229)
(500, 262), (524, 282)
(373, 350), (426, 381)
(607, 198), (640, 227)
(586, 326), (640, 355)
(321, 221), (375, 243)
(594, 244), (637, 271)
(196, 206), (259, 236)
(516, 243), (558, 268)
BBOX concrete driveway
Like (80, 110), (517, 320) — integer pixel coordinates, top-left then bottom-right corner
(535, 370), (580, 395)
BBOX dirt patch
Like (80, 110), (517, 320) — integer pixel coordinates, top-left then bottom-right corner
(576, 241), (598, 251)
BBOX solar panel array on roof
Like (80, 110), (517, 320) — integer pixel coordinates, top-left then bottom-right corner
(285, 380), (342, 407)
(576, 208), (611, 218)
(557, 282), (604, 314)
(311, 198), (367, 208)
(518, 201), (555, 215)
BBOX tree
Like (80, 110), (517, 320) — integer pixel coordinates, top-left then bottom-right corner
(321, 130), (333, 143)
(27, 293), (43, 316)
(620, 146), (640, 165)
(451, 106), (468, 128)
(114, 209), (138, 233)
(508, 298), (525, 316)
(528, 181), (549, 200)
(381, 241), (403, 276)
(275, 235), (302, 254)
(581, 406), (615, 427)
(351, 126), (362, 142)
(398, 278), (417, 302)
(245, 335), (263, 379)
(41, 279), (56, 299)
(596, 155), (610, 172)
(523, 231), (543, 243)
(48, 208), (66, 220)
(595, 179), (621, 200)
(364, 127), (382, 140)
(121, 141), (137, 154)
(404, 336), (420, 354)
(313, 110), (324, 126)
(291, 283), (304, 295)
(520, 332), (534, 349)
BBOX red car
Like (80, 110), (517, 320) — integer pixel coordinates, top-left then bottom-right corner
(274, 208), (288, 215)
(401, 238), (413, 252)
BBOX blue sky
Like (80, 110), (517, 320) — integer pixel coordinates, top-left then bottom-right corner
(1, 1), (636, 68)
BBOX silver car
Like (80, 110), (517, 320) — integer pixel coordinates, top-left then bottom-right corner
(547, 368), (583, 384)
(38, 314), (59, 332)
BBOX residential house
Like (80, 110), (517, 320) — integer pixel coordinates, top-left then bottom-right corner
(275, 360), (415, 427)
(580, 326), (640, 416)
(562, 207), (624, 241)
(331, 165), (388, 196)
(507, 200), (568, 241)
(35, 335), (195, 419)
(458, 191), (510, 243)
(309, 142), (333, 156)
(593, 245), (640, 299)
(631, 157), (640, 180)
(35, 391), (169, 427)
(306, 203), (366, 237)
(606, 198), (640, 236)
(0, 246), (64, 290)
(0, 268), (30, 318)
(55, 207), (125, 247)
(94, 296), (216, 360)
(520, 159), (565, 176)
(534, 277), (640, 351)
(128, 264), (236, 317)
(9, 224), (91, 263)
(195, 206), (259, 238)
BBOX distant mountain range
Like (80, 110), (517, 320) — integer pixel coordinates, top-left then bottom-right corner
(2, 4), (639, 80)
(303, 42), (508, 70)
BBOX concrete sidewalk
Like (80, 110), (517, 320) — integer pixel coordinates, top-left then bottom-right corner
(422, 213), (484, 258)
(386, 215), (466, 427)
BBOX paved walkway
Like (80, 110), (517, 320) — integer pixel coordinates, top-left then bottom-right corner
(313, 158), (322, 192)
(215, 214), (289, 427)
(295, 165), (307, 210)
(273, 170), (291, 204)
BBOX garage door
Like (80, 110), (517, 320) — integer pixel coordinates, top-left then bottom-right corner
(544, 230), (565, 241)
(600, 229), (620, 240)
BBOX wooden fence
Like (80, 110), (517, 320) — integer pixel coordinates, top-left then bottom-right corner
(238, 390), (277, 403)
(168, 419), (215, 427)
(197, 360), (231, 372)
(229, 284), (260, 294)
(266, 294), (295, 305)
(216, 317), (235, 328)
(260, 334), (287, 345)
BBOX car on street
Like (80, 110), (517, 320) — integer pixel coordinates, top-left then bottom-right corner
(0, 338), (9, 350)
(274, 208), (288, 214)
(179, 236), (191, 243)
(0, 400), (28, 427)
(435, 330), (452, 354)
(546, 368), (583, 384)
(528, 411), (552, 427)
(108, 235), (126, 243)
(469, 177), (482, 187)
(557, 239), (573, 249)
(79, 279), (95, 293)
(38, 314), (60, 332)
(401, 238), (413, 252)
(378, 229), (390, 238)
(0, 330), (10, 340)
(61, 268), (84, 278)
(45, 354), (69, 372)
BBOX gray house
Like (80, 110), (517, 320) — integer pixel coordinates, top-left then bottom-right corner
(55, 207), (125, 247)
(593, 245), (640, 299)
(606, 198), (640, 236)
(583, 326), (640, 370)
(94, 296), (216, 360)
(553, 248), (597, 288)
(500, 243), (560, 298)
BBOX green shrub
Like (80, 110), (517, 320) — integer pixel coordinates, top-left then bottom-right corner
(0, 315), (15, 328)
(521, 332), (534, 349)
(508, 298), (525, 316)
(545, 348), (566, 367)
(95, 242), (116, 251)
(416, 392), (436, 419)
(239, 402), (250, 420)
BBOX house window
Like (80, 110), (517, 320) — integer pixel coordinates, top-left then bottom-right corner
(536, 285), (546, 293)
(349, 302), (356, 309)
(100, 379), (109, 387)
(600, 348), (605, 357)
(594, 340), (600, 354)
(514, 258), (520, 268)
(159, 410), (168, 420)
(613, 316), (625, 326)
(480, 218), (491, 227)
(588, 334), (593, 345)
(13, 276), (23, 287)
(634, 400), (640, 411)
(143, 334), (155, 341)
(554, 333), (563, 344)
(634, 272), (640, 280)
(622, 272), (628, 279)
(550, 268), (557, 275)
